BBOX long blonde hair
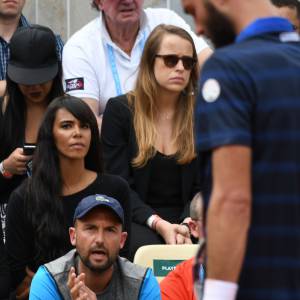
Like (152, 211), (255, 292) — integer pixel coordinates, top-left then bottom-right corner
(128, 24), (198, 167)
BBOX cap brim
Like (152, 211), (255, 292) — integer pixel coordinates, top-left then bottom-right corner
(7, 63), (58, 85)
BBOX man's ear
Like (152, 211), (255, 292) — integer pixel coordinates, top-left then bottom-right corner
(120, 232), (128, 249)
(69, 227), (76, 247)
(189, 220), (200, 239)
(97, 0), (104, 10)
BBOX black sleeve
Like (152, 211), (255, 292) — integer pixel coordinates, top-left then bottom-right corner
(5, 186), (33, 288)
(0, 101), (24, 204)
(180, 156), (203, 221)
(101, 96), (155, 224)
(0, 104), (9, 198)
(114, 176), (131, 258)
(0, 225), (10, 299)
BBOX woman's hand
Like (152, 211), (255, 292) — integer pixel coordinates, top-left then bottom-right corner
(3, 148), (32, 175)
(156, 220), (192, 244)
(68, 267), (96, 300)
(175, 228), (192, 244)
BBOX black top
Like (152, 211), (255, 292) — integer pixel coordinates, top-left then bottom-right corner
(0, 172), (25, 205)
(5, 173), (131, 288)
(101, 95), (202, 224)
(0, 225), (10, 299)
(0, 97), (26, 204)
(147, 152), (182, 222)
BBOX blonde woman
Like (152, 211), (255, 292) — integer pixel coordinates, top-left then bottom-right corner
(101, 24), (201, 259)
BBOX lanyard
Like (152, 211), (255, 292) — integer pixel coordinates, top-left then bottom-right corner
(236, 17), (293, 43)
(107, 31), (147, 96)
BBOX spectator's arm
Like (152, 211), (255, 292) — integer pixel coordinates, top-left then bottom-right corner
(63, 40), (103, 128)
(0, 80), (6, 97)
(101, 97), (155, 224)
(6, 188), (33, 288)
(63, 44), (102, 112)
(115, 177), (131, 258)
(180, 156), (203, 221)
(82, 97), (102, 130)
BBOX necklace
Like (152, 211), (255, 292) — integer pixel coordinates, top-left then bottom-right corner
(157, 111), (175, 121)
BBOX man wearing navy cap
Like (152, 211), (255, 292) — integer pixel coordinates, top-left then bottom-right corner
(29, 194), (161, 300)
(181, 0), (300, 300)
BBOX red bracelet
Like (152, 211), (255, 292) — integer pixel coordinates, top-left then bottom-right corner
(0, 161), (13, 179)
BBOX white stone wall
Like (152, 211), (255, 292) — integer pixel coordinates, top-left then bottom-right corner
(22, 0), (195, 43)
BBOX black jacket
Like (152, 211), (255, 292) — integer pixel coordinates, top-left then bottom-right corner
(101, 94), (202, 224)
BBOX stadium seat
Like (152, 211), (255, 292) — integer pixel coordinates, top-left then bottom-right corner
(133, 244), (199, 282)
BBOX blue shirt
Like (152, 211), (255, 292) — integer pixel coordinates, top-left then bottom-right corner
(29, 265), (161, 300)
(197, 17), (300, 300)
(0, 15), (64, 80)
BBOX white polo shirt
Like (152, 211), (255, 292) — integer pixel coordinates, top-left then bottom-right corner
(63, 8), (209, 113)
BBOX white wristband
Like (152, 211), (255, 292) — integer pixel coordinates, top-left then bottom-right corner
(0, 161), (5, 174)
(146, 215), (156, 228)
(202, 279), (238, 300)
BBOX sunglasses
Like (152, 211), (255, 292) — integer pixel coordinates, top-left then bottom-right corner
(155, 54), (196, 70)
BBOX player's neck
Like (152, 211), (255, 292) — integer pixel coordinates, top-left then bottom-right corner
(233, 1), (278, 34)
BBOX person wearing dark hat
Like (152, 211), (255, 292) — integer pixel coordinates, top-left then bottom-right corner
(0, 0), (63, 94)
(29, 194), (160, 300)
(0, 24), (64, 242)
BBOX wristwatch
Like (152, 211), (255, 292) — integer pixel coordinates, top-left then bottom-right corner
(0, 161), (13, 178)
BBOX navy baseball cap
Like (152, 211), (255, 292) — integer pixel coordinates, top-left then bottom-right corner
(73, 194), (124, 224)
